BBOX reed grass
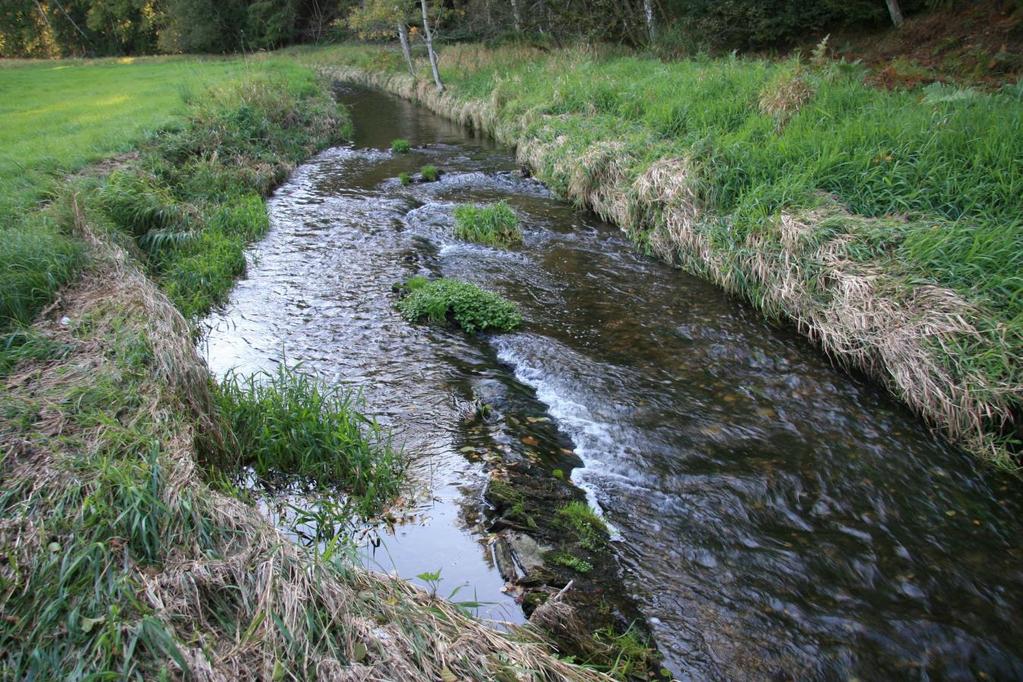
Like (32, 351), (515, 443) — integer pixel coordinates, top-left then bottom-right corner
(214, 364), (404, 517)
(453, 201), (522, 248)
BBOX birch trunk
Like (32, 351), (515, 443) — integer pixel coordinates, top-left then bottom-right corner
(510, 0), (522, 32)
(397, 22), (415, 77)
(643, 0), (656, 43)
(420, 0), (444, 92)
(885, 0), (904, 27)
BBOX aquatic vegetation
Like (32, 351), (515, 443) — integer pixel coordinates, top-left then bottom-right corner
(420, 164), (440, 182)
(557, 501), (608, 550)
(453, 201), (523, 248)
(591, 624), (663, 679)
(391, 138), (411, 153)
(214, 363), (404, 516)
(399, 171), (412, 186)
(551, 552), (593, 574)
(397, 276), (522, 334)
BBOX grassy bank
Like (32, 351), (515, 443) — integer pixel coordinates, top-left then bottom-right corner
(0, 56), (250, 338)
(303, 43), (1022, 469)
(0, 56), (603, 679)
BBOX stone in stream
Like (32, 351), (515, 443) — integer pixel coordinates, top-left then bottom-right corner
(481, 464), (664, 676)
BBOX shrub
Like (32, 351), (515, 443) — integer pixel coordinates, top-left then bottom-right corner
(214, 364), (403, 516)
(420, 164), (439, 182)
(397, 277), (522, 334)
(453, 201), (523, 248)
(391, 138), (411, 153)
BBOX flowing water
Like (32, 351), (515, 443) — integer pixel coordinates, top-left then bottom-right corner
(203, 84), (1023, 680)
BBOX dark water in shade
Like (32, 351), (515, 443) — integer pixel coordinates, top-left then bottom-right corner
(203, 84), (1023, 680)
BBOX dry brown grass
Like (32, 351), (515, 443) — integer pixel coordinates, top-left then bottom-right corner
(758, 67), (815, 129)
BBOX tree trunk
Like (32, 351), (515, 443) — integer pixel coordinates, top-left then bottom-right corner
(643, 0), (656, 43)
(885, 0), (904, 27)
(510, 0), (522, 32)
(537, 0), (549, 33)
(397, 22), (415, 77)
(420, 0), (444, 92)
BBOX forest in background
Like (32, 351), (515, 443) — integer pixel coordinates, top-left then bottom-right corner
(1, 0), (949, 58)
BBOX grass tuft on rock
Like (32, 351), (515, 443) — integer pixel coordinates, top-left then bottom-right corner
(391, 138), (411, 153)
(397, 276), (521, 334)
(557, 501), (608, 550)
(420, 164), (439, 182)
(453, 201), (522, 248)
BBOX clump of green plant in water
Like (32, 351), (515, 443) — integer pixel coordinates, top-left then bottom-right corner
(552, 468), (565, 480)
(453, 201), (522, 248)
(391, 138), (411, 153)
(486, 478), (537, 528)
(551, 552), (592, 574)
(592, 624), (663, 679)
(398, 172), (412, 186)
(397, 276), (522, 334)
(557, 500), (607, 550)
(214, 363), (403, 517)
(420, 164), (439, 182)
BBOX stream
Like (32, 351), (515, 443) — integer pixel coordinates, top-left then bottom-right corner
(203, 84), (1023, 680)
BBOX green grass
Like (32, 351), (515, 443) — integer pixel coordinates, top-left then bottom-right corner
(420, 164), (440, 182)
(391, 138), (411, 153)
(89, 60), (348, 319)
(453, 201), (523, 248)
(399, 171), (412, 186)
(397, 276), (522, 334)
(557, 501), (608, 550)
(550, 552), (593, 574)
(214, 364), (404, 517)
(0, 57), (248, 332)
(0, 56), (247, 223)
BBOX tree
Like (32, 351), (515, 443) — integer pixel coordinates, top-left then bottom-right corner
(348, 1), (416, 77)
(419, 0), (443, 92)
(885, 0), (904, 27)
(509, 0), (522, 31)
(643, 0), (656, 42)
